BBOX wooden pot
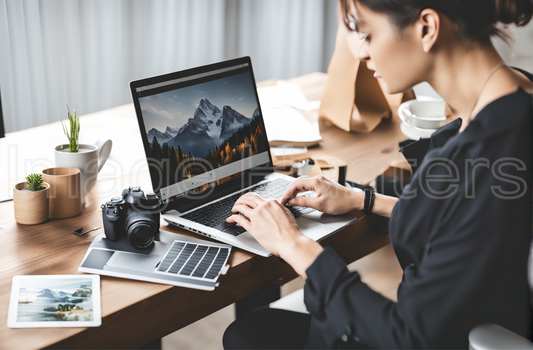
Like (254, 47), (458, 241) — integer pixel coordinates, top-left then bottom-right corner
(13, 182), (50, 225)
(42, 167), (82, 219)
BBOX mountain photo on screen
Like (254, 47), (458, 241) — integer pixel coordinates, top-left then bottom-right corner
(139, 72), (269, 190)
(16, 278), (94, 322)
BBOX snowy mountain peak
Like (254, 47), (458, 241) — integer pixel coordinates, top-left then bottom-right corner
(192, 108), (209, 125)
(165, 126), (180, 135)
(199, 98), (221, 116)
(148, 127), (177, 145)
(252, 107), (260, 119)
(160, 99), (254, 157)
(148, 128), (168, 141)
(194, 99), (223, 138)
(37, 288), (70, 299)
(219, 105), (251, 141)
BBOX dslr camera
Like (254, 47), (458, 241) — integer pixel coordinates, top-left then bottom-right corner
(101, 186), (161, 248)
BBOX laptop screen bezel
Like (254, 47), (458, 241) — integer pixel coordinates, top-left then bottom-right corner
(129, 56), (275, 213)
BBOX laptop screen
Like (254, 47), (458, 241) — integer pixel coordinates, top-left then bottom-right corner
(131, 58), (272, 208)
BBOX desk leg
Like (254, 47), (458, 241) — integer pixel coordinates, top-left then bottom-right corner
(235, 284), (281, 318)
(139, 338), (162, 350)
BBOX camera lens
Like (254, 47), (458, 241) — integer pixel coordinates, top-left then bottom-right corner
(124, 209), (157, 248)
(129, 224), (154, 248)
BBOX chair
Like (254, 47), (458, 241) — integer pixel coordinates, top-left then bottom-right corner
(270, 289), (308, 314)
(469, 323), (533, 350)
(0, 90), (5, 138)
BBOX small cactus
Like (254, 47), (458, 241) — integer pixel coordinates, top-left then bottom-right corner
(26, 173), (45, 191)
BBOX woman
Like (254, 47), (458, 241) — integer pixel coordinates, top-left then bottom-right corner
(223, 0), (533, 348)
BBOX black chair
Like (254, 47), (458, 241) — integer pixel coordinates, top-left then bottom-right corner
(0, 90), (5, 138)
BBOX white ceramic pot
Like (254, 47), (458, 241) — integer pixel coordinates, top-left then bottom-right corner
(54, 139), (112, 204)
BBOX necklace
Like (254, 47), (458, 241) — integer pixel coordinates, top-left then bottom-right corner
(468, 62), (506, 119)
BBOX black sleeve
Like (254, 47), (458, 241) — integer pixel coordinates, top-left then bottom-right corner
(303, 162), (530, 349)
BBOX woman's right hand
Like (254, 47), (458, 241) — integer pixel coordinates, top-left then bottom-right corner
(280, 175), (363, 215)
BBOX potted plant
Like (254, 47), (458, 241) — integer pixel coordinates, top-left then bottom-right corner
(61, 104), (80, 153)
(55, 105), (112, 205)
(13, 173), (50, 225)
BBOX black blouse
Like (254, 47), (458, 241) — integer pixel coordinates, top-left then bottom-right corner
(304, 78), (532, 348)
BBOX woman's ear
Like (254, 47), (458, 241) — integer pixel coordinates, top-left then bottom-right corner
(418, 9), (440, 53)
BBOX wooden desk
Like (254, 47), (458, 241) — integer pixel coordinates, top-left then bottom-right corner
(0, 73), (408, 349)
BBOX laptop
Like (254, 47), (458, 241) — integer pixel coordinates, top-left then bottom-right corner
(130, 57), (360, 257)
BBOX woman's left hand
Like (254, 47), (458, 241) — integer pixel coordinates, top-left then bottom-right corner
(227, 193), (323, 277)
(227, 193), (301, 257)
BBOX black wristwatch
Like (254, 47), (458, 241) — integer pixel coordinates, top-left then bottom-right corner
(363, 188), (375, 215)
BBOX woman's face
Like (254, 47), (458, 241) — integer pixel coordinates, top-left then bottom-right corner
(350, 1), (428, 94)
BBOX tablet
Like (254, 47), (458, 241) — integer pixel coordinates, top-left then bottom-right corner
(7, 275), (101, 328)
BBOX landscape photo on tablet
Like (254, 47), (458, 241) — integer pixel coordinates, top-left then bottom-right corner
(16, 277), (94, 322)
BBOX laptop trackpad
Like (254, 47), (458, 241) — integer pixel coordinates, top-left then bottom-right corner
(304, 210), (359, 230)
(108, 252), (161, 272)
(297, 217), (332, 241)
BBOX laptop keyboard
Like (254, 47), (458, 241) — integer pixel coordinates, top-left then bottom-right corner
(181, 178), (315, 236)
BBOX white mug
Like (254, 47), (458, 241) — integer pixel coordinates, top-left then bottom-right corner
(54, 138), (112, 204)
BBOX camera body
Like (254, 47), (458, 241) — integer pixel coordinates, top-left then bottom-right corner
(101, 186), (161, 248)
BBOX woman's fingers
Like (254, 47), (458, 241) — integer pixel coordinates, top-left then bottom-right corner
(234, 193), (262, 209)
(287, 196), (320, 209)
(227, 193), (266, 225)
(226, 213), (251, 230)
(230, 204), (254, 219)
(281, 188), (308, 203)
(281, 178), (317, 206)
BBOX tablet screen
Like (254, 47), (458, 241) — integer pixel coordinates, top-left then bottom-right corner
(7, 275), (101, 328)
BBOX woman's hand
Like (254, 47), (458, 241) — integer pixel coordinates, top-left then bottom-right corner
(227, 193), (302, 257)
(280, 175), (363, 215)
(227, 193), (323, 278)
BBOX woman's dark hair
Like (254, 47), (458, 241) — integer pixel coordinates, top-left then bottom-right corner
(340, 0), (533, 43)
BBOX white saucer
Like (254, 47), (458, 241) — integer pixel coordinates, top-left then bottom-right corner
(400, 122), (435, 140)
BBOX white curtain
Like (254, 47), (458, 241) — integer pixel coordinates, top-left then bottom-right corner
(0, 0), (338, 133)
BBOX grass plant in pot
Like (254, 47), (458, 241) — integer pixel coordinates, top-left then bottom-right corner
(13, 173), (50, 225)
(55, 105), (112, 205)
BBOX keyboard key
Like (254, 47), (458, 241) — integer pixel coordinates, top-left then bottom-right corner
(224, 225), (246, 236)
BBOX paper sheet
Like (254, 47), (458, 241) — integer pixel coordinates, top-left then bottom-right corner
(258, 81), (322, 112)
(258, 81), (322, 144)
(261, 107), (321, 143)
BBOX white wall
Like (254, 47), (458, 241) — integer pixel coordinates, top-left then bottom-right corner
(0, 0), (338, 133)
(493, 22), (533, 72)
